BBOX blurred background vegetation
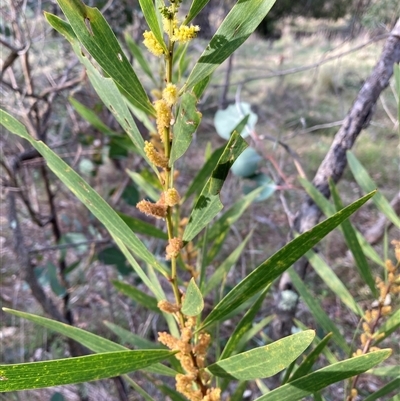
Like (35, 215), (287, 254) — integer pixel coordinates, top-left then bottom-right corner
(1, 0), (399, 400)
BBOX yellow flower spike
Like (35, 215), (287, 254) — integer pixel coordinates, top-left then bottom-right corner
(369, 346), (381, 353)
(163, 83), (179, 106)
(154, 99), (171, 140)
(360, 333), (368, 346)
(364, 310), (372, 322)
(165, 188), (181, 207)
(362, 322), (371, 333)
(163, 14), (178, 36)
(136, 199), (167, 219)
(158, 300), (181, 313)
(166, 237), (183, 260)
(381, 305), (392, 315)
(391, 239), (400, 261)
(143, 30), (164, 56)
(144, 141), (169, 168)
(158, 331), (179, 349)
(172, 24), (200, 43)
(371, 309), (379, 320)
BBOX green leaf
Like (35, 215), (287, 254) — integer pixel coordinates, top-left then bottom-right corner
(117, 212), (168, 240)
(368, 365), (400, 377)
(363, 377), (400, 401)
(204, 232), (253, 296)
(329, 179), (377, 295)
(207, 330), (315, 380)
(138, 0), (166, 53)
(182, 0), (276, 91)
(184, 0), (211, 24)
(124, 32), (156, 84)
(294, 319), (339, 365)
(201, 190), (376, 330)
(299, 177), (384, 267)
(181, 278), (204, 316)
(230, 381), (249, 401)
(252, 349), (391, 401)
(170, 92), (202, 165)
(347, 151), (400, 228)
(288, 268), (349, 352)
(183, 131), (248, 242)
(112, 280), (159, 313)
(206, 186), (261, 242)
(69, 97), (116, 134)
(45, 13), (154, 171)
(306, 250), (363, 316)
(124, 378), (158, 401)
(0, 350), (174, 392)
(0, 110), (167, 278)
(192, 75), (211, 100)
(51, 2), (154, 115)
(288, 333), (332, 382)
(98, 246), (131, 275)
(236, 315), (274, 352)
(205, 187), (262, 266)
(3, 308), (174, 377)
(127, 170), (161, 201)
(220, 286), (270, 360)
(3, 308), (125, 353)
(183, 145), (224, 201)
(157, 384), (190, 401)
(103, 321), (165, 350)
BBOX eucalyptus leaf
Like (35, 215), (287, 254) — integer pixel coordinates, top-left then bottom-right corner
(214, 102), (257, 140)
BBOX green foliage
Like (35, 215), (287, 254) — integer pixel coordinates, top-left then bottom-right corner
(0, 0), (398, 399)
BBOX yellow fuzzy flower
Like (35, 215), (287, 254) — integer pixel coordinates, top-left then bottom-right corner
(144, 141), (168, 168)
(171, 24), (200, 43)
(166, 237), (183, 260)
(163, 15), (178, 36)
(164, 188), (180, 206)
(162, 83), (179, 106)
(154, 99), (171, 140)
(143, 30), (164, 56)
